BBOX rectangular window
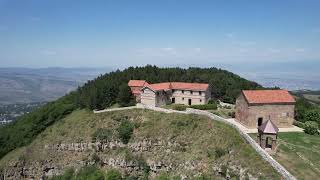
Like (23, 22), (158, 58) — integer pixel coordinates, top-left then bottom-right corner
(199, 91), (202, 95)
(191, 91), (193, 94)
(182, 97), (184, 101)
(172, 89), (175, 93)
(182, 90), (184, 94)
(200, 99), (202, 102)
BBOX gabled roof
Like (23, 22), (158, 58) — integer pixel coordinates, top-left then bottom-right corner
(258, 120), (279, 134)
(141, 82), (209, 92)
(128, 80), (148, 87)
(242, 90), (295, 105)
(171, 82), (209, 91)
(148, 82), (171, 91)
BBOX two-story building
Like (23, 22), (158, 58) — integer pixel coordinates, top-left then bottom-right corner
(128, 80), (210, 107)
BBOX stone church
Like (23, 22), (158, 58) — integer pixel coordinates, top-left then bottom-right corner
(235, 90), (295, 128)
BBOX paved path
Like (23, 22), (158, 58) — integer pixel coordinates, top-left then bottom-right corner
(93, 104), (296, 180)
(225, 118), (304, 134)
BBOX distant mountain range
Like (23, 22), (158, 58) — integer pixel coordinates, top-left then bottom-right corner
(0, 67), (110, 104)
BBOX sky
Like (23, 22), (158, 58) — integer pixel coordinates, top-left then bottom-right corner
(0, 0), (319, 68)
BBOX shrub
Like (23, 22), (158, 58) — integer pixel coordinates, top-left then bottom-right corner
(76, 166), (106, 180)
(190, 104), (217, 110)
(51, 168), (75, 180)
(105, 169), (122, 180)
(172, 104), (187, 111)
(208, 99), (216, 104)
(92, 128), (113, 142)
(293, 121), (305, 128)
(304, 121), (319, 135)
(305, 109), (320, 124)
(215, 148), (227, 158)
(117, 120), (135, 144)
(91, 153), (101, 164)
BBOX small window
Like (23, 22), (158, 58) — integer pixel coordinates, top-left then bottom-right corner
(199, 91), (202, 95)
(200, 99), (202, 102)
(182, 90), (184, 94)
(182, 97), (184, 101)
(191, 91), (193, 94)
(172, 89), (175, 93)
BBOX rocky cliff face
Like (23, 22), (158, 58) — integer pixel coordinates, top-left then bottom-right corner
(1, 139), (256, 180)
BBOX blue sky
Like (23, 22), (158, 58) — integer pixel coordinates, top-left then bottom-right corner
(0, 0), (319, 68)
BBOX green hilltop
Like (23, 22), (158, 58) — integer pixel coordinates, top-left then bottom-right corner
(0, 109), (280, 179)
(0, 66), (263, 160)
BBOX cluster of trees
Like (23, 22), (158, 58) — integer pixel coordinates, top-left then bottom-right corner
(0, 65), (262, 160)
(76, 65), (263, 110)
(295, 98), (320, 135)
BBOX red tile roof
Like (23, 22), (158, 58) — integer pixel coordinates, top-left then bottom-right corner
(128, 80), (148, 87)
(258, 120), (279, 134)
(148, 82), (171, 91)
(170, 82), (209, 91)
(242, 90), (295, 104)
(129, 80), (209, 92)
(132, 90), (141, 94)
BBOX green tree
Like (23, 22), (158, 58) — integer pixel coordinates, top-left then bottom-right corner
(117, 120), (135, 144)
(117, 84), (135, 107)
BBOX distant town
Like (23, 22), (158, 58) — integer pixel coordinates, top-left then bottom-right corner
(0, 102), (46, 125)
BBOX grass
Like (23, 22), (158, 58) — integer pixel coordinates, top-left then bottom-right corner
(273, 132), (320, 179)
(209, 108), (235, 118)
(0, 109), (280, 179)
(249, 132), (320, 179)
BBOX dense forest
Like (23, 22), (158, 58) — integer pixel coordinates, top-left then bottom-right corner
(0, 65), (263, 159)
(76, 65), (263, 110)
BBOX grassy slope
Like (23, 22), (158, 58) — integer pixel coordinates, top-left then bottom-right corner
(273, 132), (320, 179)
(0, 109), (280, 179)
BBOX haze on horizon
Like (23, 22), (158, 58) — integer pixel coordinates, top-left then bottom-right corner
(0, 0), (319, 69)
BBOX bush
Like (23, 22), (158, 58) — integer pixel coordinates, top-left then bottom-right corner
(215, 148), (227, 158)
(305, 109), (320, 124)
(51, 166), (106, 180)
(51, 168), (75, 180)
(190, 104), (217, 110)
(293, 121), (305, 128)
(117, 120), (135, 144)
(105, 169), (122, 180)
(208, 99), (216, 104)
(304, 121), (319, 135)
(172, 104), (187, 111)
(92, 128), (113, 142)
(76, 166), (106, 180)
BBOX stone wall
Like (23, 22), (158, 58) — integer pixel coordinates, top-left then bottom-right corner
(172, 89), (208, 105)
(235, 94), (295, 128)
